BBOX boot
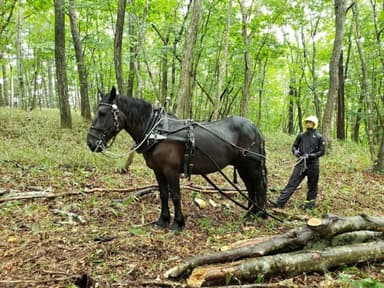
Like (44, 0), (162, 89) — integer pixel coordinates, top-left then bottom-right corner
(268, 198), (284, 208)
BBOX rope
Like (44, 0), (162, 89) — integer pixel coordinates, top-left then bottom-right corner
(295, 156), (308, 174)
(197, 146), (283, 222)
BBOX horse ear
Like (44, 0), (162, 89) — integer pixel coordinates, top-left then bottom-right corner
(110, 86), (117, 102)
(98, 88), (103, 102)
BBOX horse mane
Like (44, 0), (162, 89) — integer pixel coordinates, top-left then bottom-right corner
(116, 95), (153, 128)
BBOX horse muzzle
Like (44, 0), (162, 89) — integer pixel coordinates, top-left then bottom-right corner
(87, 134), (105, 153)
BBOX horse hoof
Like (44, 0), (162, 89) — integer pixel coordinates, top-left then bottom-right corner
(153, 220), (168, 230)
(169, 223), (184, 233)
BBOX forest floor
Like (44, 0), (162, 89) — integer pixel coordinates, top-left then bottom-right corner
(0, 108), (383, 288)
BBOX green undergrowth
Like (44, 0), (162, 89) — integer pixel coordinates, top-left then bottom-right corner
(0, 107), (373, 174)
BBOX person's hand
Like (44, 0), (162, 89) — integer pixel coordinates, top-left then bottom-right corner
(293, 149), (301, 158)
(302, 154), (309, 160)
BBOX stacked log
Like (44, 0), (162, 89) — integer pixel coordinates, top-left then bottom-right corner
(164, 214), (384, 287)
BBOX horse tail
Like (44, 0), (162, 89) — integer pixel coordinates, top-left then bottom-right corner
(253, 127), (268, 207)
(260, 137), (268, 201)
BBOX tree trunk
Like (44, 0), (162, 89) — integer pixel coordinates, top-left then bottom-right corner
(151, 23), (170, 103)
(30, 48), (40, 111)
(1, 63), (8, 106)
(239, 0), (253, 118)
(212, 0), (231, 120)
(353, 2), (376, 161)
(175, 0), (201, 118)
(170, 1), (192, 110)
(336, 51), (345, 140)
(322, 0), (346, 149)
(69, 0), (91, 121)
(54, 0), (72, 129)
(256, 58), (267, 127)
(114, 0), (127, 96)
(127, 0), (135, 98)
(188, 241), (384, 287)
(287, 86), (295, 135)
(16, 2), (26, 109)
(47, 63), (55, 108)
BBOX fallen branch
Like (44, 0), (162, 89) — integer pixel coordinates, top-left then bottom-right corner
(0, 185), (159, 203)
(207, 283), (296, 288)
(0, 276), (79, 285)
(187, 241), (384, 287)
(164, 214), (384, 279)
(0, 184), (240, 203)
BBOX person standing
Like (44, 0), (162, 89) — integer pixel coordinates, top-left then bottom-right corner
(270, 116), (326, 210)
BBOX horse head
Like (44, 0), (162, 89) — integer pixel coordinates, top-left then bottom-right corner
(87, 87), (123, 152)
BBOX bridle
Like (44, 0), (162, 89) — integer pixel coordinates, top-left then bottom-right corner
(88, 102), (121, 150)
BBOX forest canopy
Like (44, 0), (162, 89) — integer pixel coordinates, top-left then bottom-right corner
(0, 0), (383, 170)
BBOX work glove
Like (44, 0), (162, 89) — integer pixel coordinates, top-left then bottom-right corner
(302, 154), (309, 160)
(293, 149), (301, 158)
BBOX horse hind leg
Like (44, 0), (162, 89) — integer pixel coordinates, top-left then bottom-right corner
(236, 160), (267, 219)
(164, 170), (185, 232)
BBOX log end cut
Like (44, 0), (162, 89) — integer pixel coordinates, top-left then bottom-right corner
(307, 217), (322, 227)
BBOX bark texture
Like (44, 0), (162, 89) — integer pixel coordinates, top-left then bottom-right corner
(322, 0), (346, 148)
(69, 0), (91, 120)
(165, 214), (384, 282)
(54, 0), (72, 128)
(175, 0), (201, 118)
(188, 241), (384, 287)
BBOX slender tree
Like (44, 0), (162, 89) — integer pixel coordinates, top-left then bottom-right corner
(127, 0), (135, 98)
(69, 0), (91, 120)
(30, 48), (40, 110)
(239, 0), (253, 118)
(212, 0), (231, 120)
(336, 50), (345, 140)
(114, 0), (127, 96)
(353, 1), (375, 160)
(175, 0), (201, 118)
(322, 0), (347, 149)
(1, 64), (9, 106)
(55, 0), (72, 128)
(16, 0), (26, 109)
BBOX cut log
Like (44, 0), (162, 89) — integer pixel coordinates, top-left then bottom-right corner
(307, 217), (322, 227)
(164, 214), (384, 278)
(187, 241), (384, 287)
(220, 237), (272, 251)
(305, 230), (384, 250)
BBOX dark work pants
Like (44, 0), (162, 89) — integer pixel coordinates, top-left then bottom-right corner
(277, 160), (319, 206)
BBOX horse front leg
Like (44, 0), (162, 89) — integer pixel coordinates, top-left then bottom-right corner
(154, 172), (170, 229)
(167, 174), (185, 232)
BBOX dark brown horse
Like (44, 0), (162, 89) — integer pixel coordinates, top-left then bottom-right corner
(87, 87), (267, 231)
